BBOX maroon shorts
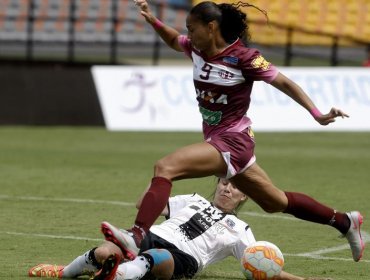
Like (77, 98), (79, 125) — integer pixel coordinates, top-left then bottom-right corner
(206, 127), (256, 179)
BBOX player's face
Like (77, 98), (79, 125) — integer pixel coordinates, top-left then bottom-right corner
(213, 179), (247, 213)
(186, 15), (212, 51)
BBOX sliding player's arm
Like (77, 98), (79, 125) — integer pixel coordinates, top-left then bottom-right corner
(134, 0), (183, 52)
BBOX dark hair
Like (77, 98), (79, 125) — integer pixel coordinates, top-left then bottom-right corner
(189, 1), (267, 44)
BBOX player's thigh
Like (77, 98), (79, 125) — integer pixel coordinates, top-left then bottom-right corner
(230, 162), (288, 213)
(155, 142), (227, 180)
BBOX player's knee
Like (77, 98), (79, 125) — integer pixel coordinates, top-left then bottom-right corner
(94, 242), (123, 264)
(154, 158), (176, 178)
(94, 246), (112, 264)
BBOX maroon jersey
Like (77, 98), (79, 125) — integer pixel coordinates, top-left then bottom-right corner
(178, 35), (278, 139)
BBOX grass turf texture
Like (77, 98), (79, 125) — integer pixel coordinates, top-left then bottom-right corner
(0, 127), (369, 279)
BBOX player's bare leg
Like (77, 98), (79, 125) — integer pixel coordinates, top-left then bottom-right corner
(133, 141), (227, 237)
(102, 142), (227, 256)
(154, 141), (227, 180)
(231, 162), (364, 261)
(230, 162), (287, 213)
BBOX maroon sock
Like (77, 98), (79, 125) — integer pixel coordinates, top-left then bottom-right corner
(134, 176), (172, 235)
(284, 192), (350, 234)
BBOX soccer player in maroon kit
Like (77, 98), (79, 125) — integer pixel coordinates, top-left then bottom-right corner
(102, 0), (364, 264)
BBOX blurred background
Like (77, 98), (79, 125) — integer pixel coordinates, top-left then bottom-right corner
(0, 0), (369, 126)
(1, 3), (369, 278)
(0, 0), (369, 65)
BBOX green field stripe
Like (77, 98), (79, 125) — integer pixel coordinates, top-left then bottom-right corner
(0, 231), (102, 242)
(0, 194), (135, 207)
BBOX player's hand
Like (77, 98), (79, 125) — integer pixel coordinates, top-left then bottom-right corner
(134, 0), (156, 24)
(314, 107), (349, 126)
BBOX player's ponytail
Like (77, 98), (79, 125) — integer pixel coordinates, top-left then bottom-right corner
(217, 3), (249, 44)
(218, 2), (268, 45)
(189, 1), (267, 45)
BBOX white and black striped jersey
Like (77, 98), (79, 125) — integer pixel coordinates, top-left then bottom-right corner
(149, 193), (256, 273)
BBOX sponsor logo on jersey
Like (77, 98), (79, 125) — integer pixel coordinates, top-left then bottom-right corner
(199, 106), (222, 126)
(225, 218), (236, 229)
(251, 55), (271, 70)
(223, 56), (239, 65)
(196, 89), (228, 104)
(218, 70), (234, 80)
(179, 205), (226, 240)
(247, 127), (255, 139)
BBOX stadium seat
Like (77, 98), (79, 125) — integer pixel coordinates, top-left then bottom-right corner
(0, 0), (155, 43)
(192, 0), (369, 46)
(0, 0), (367, 52)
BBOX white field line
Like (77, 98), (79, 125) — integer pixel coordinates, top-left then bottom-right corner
(2, 229), (369, 263)
(1, 194), (369, 262)
(0, 194), (135, 206)
(284, 253), (370, 263)
(285, 232), (370, 263)
(0, 231), (102, 242)
(241, 211), (370, 262)
(240, 211), (297, 221)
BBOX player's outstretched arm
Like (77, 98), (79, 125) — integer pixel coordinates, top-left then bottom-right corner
(270, 72), (349, 126)
(134, 0), (183, 52)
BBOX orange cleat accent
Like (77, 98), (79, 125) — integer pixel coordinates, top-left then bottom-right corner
(29, 264), (64, 278)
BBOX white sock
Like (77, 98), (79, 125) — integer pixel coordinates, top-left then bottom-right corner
(62, 249), (99, 278)
(115, 255), (151, 280)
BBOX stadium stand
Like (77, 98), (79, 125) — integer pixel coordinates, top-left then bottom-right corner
(0, 0), (187, 43)
(193, 0), (370, 46)
(0, 0), (368, 65)
(0, 0), (190, 64)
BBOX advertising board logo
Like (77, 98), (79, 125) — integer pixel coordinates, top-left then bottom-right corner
(121, 72), (156, 113)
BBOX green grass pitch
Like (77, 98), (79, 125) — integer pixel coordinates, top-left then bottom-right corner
(0, 127), (369, 279)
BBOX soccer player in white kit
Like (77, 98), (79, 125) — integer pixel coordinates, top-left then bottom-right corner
(29, 179), (331, 280)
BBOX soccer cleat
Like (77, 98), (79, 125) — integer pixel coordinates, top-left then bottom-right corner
(92, 254), (120, 280)
(28, 264), (64, 278)
(344, 211), (365, 262)
(101, 222), (140, 261)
